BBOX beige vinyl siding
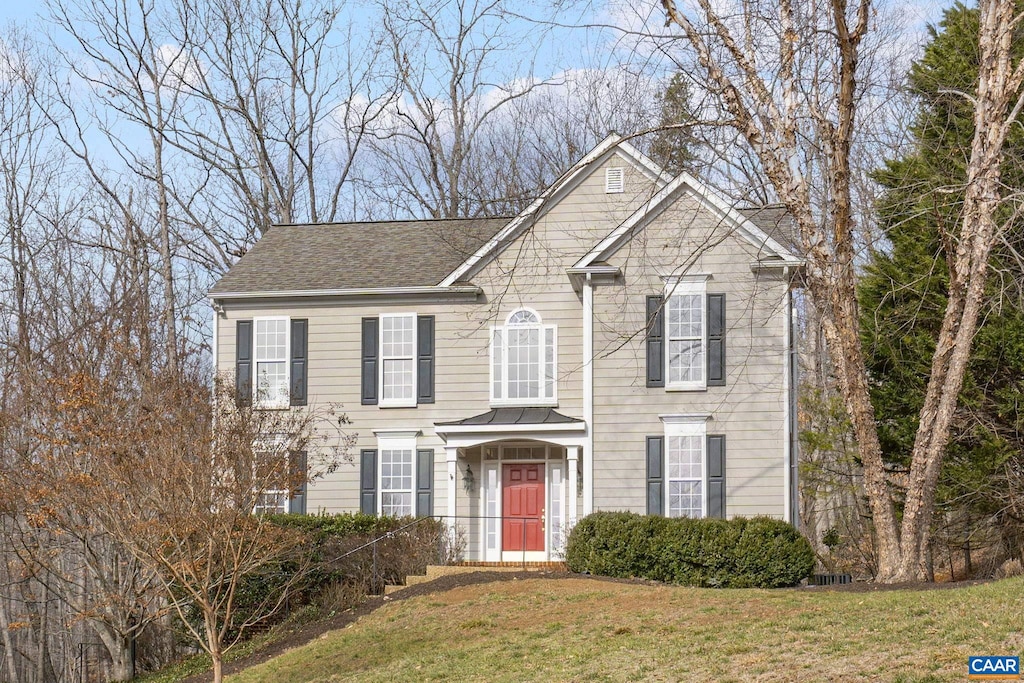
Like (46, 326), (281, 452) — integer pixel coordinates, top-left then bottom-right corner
(213, 151), (792, 537)
(214, 153), (665, 519)
(219, 298), (486, 516)
(591, 192), (790, 518)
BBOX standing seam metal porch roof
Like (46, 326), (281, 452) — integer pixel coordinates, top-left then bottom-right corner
(434, 408), (585, 427)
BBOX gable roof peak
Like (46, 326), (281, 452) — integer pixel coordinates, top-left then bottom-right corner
(437, 134), (669, 287)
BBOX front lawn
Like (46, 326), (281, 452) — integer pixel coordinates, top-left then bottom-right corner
(226, 576), (1024, 682)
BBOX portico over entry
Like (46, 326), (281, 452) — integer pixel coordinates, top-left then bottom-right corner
(434, 408), (587, 562)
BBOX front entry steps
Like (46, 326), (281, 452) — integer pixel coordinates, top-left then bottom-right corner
(384, 562), (568, 595)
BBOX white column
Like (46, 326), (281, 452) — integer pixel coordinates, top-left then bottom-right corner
(446, 446), (458, 527)
(567, 445), (579, 526)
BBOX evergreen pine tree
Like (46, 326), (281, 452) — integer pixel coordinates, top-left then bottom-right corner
(650, 72), (699, 176)
(860, 2), (1024, 559)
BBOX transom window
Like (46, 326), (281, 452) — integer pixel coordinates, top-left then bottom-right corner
(666, 280), (706, 389)
(491, 308), (556, 406)
(254, 317), (289, 408)
(378, 434), (416, 516)
(380, 313), (416, 407)
(666, 420), (706, 518)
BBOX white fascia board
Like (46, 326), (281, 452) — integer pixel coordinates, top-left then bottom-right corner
(750, 258), (806, 272)
(565, 265), (620, 276)
(209, 285), (481, 301)
(574, 173), (692, 269)
(440, 136), (682, 287)
(616, 139), (673, 186)
(433, 422), (586, 437)
(575, 172), (802, 268)
(683, 174), (799, 260)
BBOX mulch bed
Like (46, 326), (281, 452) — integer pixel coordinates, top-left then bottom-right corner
(179, 569), (992, 681)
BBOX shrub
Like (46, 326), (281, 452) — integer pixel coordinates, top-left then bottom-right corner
(566, 511), (814, 588)
(269, 512), (452, 594)
(995, 558), (1023, 580)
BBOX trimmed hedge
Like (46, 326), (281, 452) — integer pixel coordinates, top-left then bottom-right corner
(565, 512), (814, 588)
(268, 512), (449, 589)
(268, 511), (418, 538)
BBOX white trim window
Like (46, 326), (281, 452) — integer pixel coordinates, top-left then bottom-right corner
(379, 433), (416, 516)
(254, 317), (290, 408)
(666, 279), (706, 390)
(380, 313), (416, 408)
(491, 308), (556, 406)
(666, 419), (706, 518)
(254, 490), (289, 515)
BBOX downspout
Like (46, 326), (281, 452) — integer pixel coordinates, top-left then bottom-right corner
(789, 286), (800, 527)
(583, 273), (594, 515)
(782, 269), (792, 524)
(211, 300), (219, 381)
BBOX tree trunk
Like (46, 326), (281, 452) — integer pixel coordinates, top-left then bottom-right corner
(884, 0), (1020, 583)
(91, 622), (134, 682)
(0, 585), (20, 683)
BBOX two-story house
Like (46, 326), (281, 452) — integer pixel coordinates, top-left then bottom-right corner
(210, 134), (803, 562)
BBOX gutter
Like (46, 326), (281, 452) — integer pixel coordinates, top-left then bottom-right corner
(209, 285), (482, 301)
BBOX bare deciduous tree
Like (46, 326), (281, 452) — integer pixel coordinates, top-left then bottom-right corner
(658, 0), (1024, 581)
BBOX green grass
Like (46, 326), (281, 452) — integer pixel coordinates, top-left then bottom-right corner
(223, 576), (1024, 682)
(137, 605), (325, 683)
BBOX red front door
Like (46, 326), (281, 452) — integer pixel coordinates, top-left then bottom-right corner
(502, 463), (545, 552)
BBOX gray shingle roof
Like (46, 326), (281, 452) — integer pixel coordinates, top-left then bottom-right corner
(737, 204), (802, 256)
(210, 217), (510, 295)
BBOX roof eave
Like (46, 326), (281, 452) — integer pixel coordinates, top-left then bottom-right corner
(433, 422), (587, 441)
(210, 285), (482, 301)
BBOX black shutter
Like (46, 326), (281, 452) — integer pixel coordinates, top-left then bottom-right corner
(290, 319), (308, 406)
(646, 296), (665, 387)
(707, 294), (726, 387)
(646, 436), (664, 516)
(235, 320), (253, 406)
(361, 318), (379, 405)
(288, 450), (307, 515)
(707, 434), (726, 519)
(360, 449), (377, 514)
(416, 316), (435, 404)
(416, 449), (434, 517)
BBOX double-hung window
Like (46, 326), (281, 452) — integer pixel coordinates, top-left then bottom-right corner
(378, 434), (415, 517)
(359, 434), (433, 517)
(646, 278), (725, 390)
(250, 446), (307, 515)
(361, 314), (434, 407)
(380, 314), (416, 407)
(666, 280), (705, 389)
(666, 420), (706, 518)
(254, 317), (290, 408)
(491, 308), (556, 406)
(647, 419), (726, 519)
(235, 317), (308, 408)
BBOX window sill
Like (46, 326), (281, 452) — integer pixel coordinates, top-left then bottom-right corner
(665, 385), (707, 393)
(378, 401), (417, 409)
(254, 401), (291, 410)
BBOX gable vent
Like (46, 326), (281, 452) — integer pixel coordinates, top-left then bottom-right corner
(605, 167), (624, 193)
